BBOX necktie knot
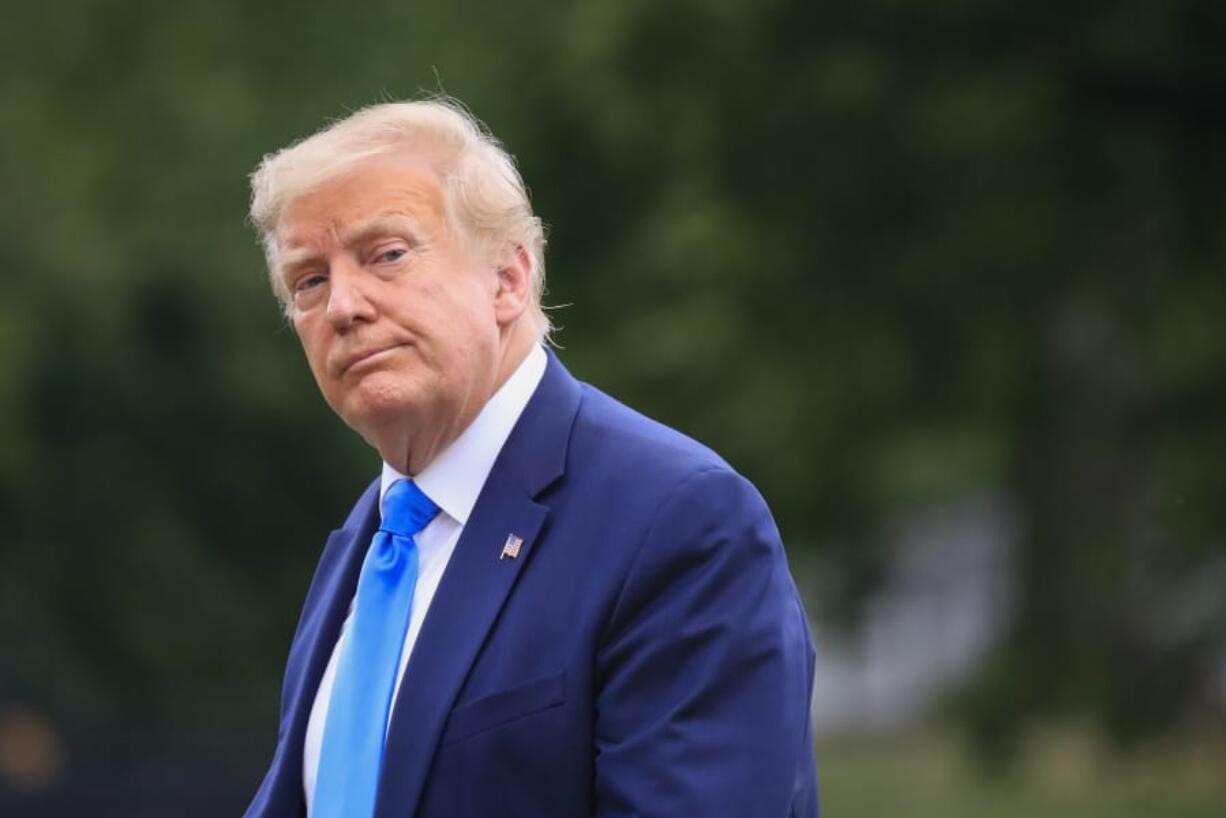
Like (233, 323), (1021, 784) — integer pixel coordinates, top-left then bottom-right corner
(380, 479), (439, 538)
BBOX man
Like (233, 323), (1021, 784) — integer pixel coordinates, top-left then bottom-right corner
(244, 98), (819, 818)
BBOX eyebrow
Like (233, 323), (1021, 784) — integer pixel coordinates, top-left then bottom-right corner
(276, 212), (425, 278)
(338, 212), (425, 249)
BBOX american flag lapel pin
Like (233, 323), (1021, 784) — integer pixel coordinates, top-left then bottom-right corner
(500, 533), (524, 560)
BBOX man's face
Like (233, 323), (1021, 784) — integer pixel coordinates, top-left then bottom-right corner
(274, 157), (504, 464)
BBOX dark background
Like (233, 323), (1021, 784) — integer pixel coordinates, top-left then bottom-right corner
(2, 0), (1224, 814)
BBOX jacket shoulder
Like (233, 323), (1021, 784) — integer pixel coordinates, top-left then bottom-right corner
(568, 381), (740, 489)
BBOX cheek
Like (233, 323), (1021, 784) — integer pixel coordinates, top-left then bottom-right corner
(299, 335), (323, 369)
(294, 326), (332, 382)
(444, 280), (500, 336)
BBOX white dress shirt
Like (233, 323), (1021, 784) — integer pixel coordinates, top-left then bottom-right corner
(302, 344), (548, 813)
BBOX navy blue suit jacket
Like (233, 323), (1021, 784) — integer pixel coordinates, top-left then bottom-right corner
(246, 352), (819, 817)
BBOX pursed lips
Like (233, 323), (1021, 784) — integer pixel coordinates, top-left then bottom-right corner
(334, 343), (408, 376)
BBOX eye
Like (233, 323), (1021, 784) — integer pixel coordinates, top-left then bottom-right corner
(377, 247), (408, 264)
(293, 273), (328, 295)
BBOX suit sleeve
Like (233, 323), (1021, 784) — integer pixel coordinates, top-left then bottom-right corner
(594, 466), (818, 818)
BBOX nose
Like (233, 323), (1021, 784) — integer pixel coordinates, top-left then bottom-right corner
(325, 257), (376, 330)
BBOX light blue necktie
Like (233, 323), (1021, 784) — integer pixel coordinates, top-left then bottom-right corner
(313, 479), (439, 818)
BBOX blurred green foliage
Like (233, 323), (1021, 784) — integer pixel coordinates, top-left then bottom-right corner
(819, 727), (1226, 817)
(1, 0), (1224, 788)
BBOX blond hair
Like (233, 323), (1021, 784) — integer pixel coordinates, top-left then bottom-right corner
(249, 98), (549, 338)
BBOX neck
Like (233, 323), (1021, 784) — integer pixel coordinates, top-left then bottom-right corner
(372, 322), (538, 476)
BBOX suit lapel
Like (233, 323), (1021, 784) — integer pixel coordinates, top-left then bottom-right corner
(259, 482), (379, 815)
(374, 351), (582, 818)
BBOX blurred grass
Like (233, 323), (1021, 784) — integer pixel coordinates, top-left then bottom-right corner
(818, 725), (1226, 817)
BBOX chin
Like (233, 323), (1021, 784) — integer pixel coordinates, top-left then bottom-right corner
(334, 374), (427, 433)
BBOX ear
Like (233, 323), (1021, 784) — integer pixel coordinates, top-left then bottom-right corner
(492, 243), (533, 328)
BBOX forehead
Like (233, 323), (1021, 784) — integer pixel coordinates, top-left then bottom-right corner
(275, 158), (448, 250)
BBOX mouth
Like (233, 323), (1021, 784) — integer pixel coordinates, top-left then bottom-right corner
(337, 343), (408, 376)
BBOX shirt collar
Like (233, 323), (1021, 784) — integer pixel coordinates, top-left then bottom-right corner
(379, 343), (548, 525)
